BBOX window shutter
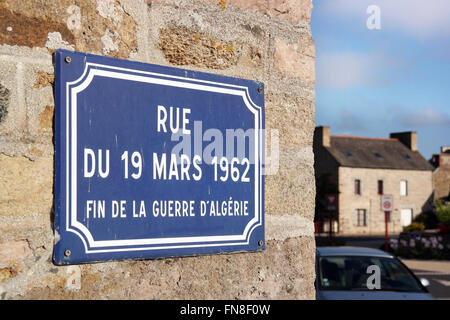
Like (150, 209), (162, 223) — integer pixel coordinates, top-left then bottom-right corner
(400, 180), (407, 196)
(353, 210), (358, 226)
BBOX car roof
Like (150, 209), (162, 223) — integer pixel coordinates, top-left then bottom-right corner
(316, 246), (394, 258)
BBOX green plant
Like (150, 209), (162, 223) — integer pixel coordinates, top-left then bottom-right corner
(436, 200), (450, 227)
(403, 222), (425, 232)
(413, 210), (438, 229)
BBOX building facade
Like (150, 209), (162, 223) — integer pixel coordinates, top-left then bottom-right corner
(430, 146), (450, 201)
(314, 126), (434, 235)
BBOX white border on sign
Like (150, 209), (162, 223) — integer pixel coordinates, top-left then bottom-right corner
(65, 62), (263, 253)
(381, 194), (394, 212)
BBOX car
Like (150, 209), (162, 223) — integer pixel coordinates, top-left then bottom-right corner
(316, 246), (434, 300)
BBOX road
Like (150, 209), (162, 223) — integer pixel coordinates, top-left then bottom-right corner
(401, 259), (450, 300)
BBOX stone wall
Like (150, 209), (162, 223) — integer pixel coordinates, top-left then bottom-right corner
(0, 0), (316, 299)
(434, 168), (450, 201)
(433, 154), (450, 201)
(338, 167), (433, 235)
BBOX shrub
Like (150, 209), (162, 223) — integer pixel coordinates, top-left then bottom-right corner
(439, 225), (450, 234)
(413, 210), (438, 229)
(436, 200), (450, 227)
(403, 222), (425, 232)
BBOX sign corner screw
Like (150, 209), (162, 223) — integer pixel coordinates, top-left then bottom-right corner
(65, 56), (71, 63)
(64, 249), (71, 257)
(258, 240), (264, 246)
(258, 87), (263, 94)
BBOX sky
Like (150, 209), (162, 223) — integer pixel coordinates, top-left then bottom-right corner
(311, 0), (450, 159)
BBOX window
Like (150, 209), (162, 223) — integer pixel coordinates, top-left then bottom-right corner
(344, 150), (352, 157)
(373, 152), (383, 159)
(400, 180), (408, 196)
(354, 179), (361, 195)
(318, 256), (425, 292)
(354, 209), (367, 226)
(377, 180), (384, 195)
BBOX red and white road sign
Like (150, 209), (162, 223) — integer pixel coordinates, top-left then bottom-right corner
(381, 195), (393, 212)
(325, 194), (337, 211)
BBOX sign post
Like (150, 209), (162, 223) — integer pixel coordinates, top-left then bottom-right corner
(53, 50), (265, 264)
(381, 195), (393, 252)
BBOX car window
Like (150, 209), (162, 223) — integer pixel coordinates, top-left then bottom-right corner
(319, 256), (424, 292)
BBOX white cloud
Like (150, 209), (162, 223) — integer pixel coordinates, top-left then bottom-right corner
(335, 108), (363, 131)
(316, 51), (398, 88)
(316, 52), (370, 88)
(396, 106), (450, 127)
(317, 0), (450, 38)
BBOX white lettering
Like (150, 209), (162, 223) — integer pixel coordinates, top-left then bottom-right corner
(157, 105), (167, 133)
(84, 148), (96, 178)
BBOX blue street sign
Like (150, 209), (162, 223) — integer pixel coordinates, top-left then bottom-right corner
(53, 49), (265, 264)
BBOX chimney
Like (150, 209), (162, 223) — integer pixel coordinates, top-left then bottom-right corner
(314, 126), (330, 148)
(441, 146), (450, 153)
(390, 131), (417, 151)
